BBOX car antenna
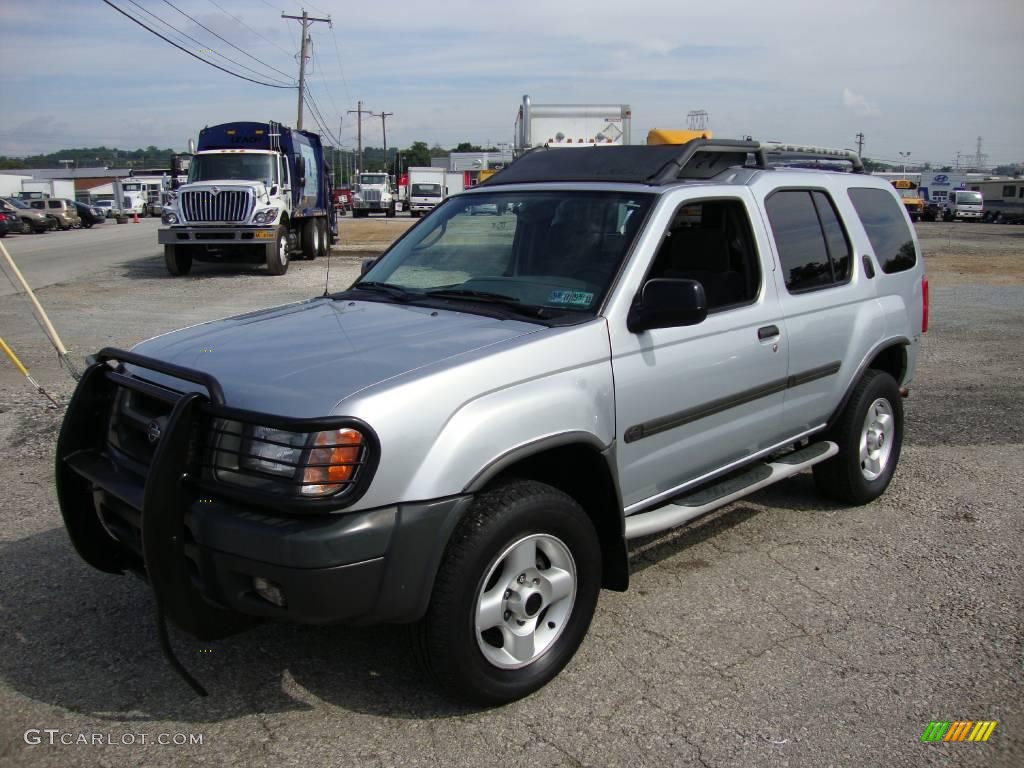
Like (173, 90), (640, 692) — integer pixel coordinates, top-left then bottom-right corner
(322, 229), (332, 296)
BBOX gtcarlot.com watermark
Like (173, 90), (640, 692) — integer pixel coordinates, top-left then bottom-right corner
(24, 729), (204, 747)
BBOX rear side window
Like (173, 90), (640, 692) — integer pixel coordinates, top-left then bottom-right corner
(765, 190), (852, 293)
(48, 201), (62, 209)
(848, 187), (916, 274)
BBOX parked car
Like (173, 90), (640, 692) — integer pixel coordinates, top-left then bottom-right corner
(72, 200), (106, 228)
(55, 139), (926, 705)
(0, 197), (51, 233)
(93, 200), (119, 218)
(27, 198), (81, 230)
(0, 210), (10, 237)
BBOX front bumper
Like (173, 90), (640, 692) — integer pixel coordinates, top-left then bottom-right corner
(158, 226), (278, 245)
(56, 350), (471, 638)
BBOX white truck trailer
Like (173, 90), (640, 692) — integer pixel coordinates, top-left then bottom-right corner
(514, 94), (631, 153)
(20, 179), (76, 200)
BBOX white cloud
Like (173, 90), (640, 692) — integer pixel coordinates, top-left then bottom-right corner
(842, 88), (880, 118)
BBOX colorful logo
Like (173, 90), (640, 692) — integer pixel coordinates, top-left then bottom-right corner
(920, 721), (997, 742)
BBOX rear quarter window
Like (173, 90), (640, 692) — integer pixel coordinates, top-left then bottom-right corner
(848, 187), (917, 274)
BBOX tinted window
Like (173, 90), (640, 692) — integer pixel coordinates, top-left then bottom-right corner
(848, 187), (916, 274)
(648, 199), (761, 311)
(48, 201), (62, 209)
(811, 191), (852, 282)
(765, 191), (833, 292)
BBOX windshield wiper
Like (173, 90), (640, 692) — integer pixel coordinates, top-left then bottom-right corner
(348, 281), (415, 301)
(424, 288), (548, 319)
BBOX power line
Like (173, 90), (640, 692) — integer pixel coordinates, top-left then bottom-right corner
(103, 1), (294, 88)
(202, 0), (295, 59)
(125, 0), (293, 85)
(161, 0), (294, 80)
(310, 43), (344, 126)
(327, 24), (353, 110)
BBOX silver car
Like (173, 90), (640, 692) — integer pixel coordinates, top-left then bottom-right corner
(56, 140), (926, 704)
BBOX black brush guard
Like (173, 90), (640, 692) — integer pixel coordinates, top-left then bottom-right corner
(56, 350), (252, 646)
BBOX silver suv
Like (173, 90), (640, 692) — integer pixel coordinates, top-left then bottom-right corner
(56, 140), (927, 704)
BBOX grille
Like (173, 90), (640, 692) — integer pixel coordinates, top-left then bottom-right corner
(361, 189), (382, 203)
(107, 388), (175, 467)
(181, 189), (252, 223)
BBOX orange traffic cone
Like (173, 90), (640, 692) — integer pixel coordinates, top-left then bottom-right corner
(133, 212), (139, 223)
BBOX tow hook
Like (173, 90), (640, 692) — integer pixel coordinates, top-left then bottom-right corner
(899, 387), (909, 398)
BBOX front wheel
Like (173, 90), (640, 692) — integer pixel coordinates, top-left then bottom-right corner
(415, 480), (601, 705)
(266, 226), (289, 275)
(814, 369), (903, 504)
(164, 245), (192, 276)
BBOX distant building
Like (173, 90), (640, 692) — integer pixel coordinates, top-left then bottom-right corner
(432, 150), (515, 186)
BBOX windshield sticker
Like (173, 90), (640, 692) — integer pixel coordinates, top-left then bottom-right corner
(548, 290), (594, 307)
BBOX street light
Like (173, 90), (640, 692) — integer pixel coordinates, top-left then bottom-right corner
(898, 151), (911, 178)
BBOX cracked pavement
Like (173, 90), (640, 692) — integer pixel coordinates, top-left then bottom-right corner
(0, 221), (1021, 767)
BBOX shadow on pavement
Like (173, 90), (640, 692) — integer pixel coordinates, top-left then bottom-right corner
(0, 527), (473, 724)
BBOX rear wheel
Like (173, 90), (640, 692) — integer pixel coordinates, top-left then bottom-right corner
(21, 218), (33, 234)
(164, 245), (192, 276)
(266, 226), (289, 275)
(415, 479), (601, 705)
(316, 218), (329, 257)
(814, 369), (903, 504)
(301, 219), (319, 260)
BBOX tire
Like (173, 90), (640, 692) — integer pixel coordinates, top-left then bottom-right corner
(21, 218), (33, 235)
(386, 203), (396, 218)
(301, 218), (319, 260)
(813, 369), (903, 505)
(316, 218), (329, 257)
(266, 226), (289, 275)
(415, 479), (601, 706)
(164, 245), (192, 276)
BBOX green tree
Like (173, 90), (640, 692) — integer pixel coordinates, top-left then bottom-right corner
(404, 141), (431, 167)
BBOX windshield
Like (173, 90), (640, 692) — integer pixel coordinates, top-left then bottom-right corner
(189, 153), (277, 185)
(356, 190), (654, 319)
(412, 183), (442, 196)
(4, 197), (29, 209)
(897, 189), (920, 200)
(359, 175), (388, 186)
(956, 191), (982, 204)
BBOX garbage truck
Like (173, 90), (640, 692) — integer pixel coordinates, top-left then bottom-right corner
(158, 121), (336, 276)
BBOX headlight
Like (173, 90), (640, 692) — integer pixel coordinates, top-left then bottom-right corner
(209, 420), (367, 499)
(162, 212), (179, 224)
(252, 208), (279, 225)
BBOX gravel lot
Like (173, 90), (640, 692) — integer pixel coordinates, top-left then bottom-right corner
(0, 219), (1020, 767)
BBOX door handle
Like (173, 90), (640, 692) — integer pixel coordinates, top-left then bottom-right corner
(757, 325), (780, 340)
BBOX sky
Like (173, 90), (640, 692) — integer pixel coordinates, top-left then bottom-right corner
(1, 0), (1022, 166)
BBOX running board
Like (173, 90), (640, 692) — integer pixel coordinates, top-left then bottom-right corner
(623, 441), (838, 540)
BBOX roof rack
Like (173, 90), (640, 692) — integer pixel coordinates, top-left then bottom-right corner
(478, 138), (863, 187)
(759, 142), (864, 173)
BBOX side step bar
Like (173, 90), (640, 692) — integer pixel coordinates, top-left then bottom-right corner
(624, 441), (838, 540)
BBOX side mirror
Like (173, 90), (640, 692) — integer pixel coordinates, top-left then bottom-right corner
(627, 278), (708, 333)
(360, 257), (377, 276)
(268, 184), (278, 196)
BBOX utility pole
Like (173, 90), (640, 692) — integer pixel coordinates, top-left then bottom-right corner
(373, 111), (394, 176)
(348, 101), (369, 172)
(855, 132), (865, 156)
(282, 9), (332, 130)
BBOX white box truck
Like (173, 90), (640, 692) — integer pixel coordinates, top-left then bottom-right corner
(514, 94), (631, 153)
(407, 167), (447, 218)
(445, 172), (465, 196)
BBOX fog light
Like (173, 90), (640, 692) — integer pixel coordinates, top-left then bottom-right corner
(252, 576), (286, 607)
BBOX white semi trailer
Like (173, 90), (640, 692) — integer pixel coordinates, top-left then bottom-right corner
(514, 94), (631, 153)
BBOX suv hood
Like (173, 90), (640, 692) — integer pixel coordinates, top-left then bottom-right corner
(129, 298), (543, 417)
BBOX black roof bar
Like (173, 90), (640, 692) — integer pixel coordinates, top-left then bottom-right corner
(478, 137), (863, 187)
